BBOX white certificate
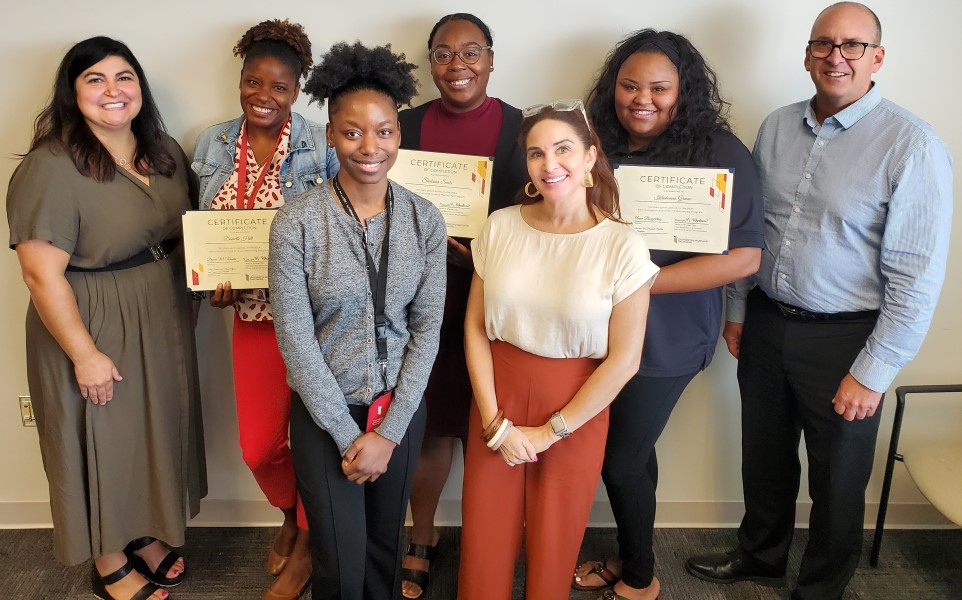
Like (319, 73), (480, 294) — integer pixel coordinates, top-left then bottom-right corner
(181, 209), (277, 291)
(391, 149), (492, 238)
(615, 165), (734, 254)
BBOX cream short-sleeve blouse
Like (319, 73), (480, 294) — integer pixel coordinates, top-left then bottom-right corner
(472, 205), (659, 359)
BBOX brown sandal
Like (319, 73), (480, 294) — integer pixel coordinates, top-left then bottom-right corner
(572, 559), (619, 591)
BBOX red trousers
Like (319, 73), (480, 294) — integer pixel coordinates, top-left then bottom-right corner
(232, 314), (306, 529)
(459, 341), (607, 600)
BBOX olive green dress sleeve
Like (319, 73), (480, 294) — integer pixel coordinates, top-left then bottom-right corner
(6, 145), (80, 254)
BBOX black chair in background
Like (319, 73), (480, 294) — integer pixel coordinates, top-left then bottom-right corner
(871, 384), (962, 567)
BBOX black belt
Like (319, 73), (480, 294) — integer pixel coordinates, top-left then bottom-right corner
(66, 238), (178, 273)
(765, 293), (879, 322)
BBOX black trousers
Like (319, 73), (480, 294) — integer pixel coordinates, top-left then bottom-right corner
(290, 393), (426, 600)
(736, 289), (882, 600)
(602, 371), (696, 588)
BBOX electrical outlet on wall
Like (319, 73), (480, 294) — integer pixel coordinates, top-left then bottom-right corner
(19, 396), (36, 427)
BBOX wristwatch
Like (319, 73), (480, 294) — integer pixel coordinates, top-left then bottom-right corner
(548, 412), (571, 438)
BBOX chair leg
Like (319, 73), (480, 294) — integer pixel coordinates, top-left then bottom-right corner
(871, 391), (903, 567)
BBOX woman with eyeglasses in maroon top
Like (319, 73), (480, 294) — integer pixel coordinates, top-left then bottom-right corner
(397, 13), (527, 599)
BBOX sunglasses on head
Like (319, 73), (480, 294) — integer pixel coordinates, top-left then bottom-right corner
(522, 99), (590, 130)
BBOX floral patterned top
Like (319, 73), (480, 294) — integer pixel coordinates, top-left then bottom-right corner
(210, 117), (292, 321)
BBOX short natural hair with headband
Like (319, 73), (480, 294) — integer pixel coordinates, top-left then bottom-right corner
(234, 19), (314, 79)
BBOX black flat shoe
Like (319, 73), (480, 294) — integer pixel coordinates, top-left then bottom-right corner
(91, 562), (160, 600)
(685, 548), (786, 587)
(124, 537), (185, 588)
(599, 590), (659, 600)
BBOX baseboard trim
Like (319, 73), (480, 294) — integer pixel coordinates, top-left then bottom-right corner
(0, 499), (953, 529)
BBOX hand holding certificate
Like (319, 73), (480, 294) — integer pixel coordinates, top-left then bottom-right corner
(391, 149), (492, 238)
(615, 165), (734, 254)
(182, 209), (277, 291)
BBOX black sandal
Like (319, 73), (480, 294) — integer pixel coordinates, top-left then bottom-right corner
(600, 590), (659, 600)
(401, 542), (440, 599)
(572, 559), (619, 591)
(124, 537), (185, 588)
(91, 561), (160, 600)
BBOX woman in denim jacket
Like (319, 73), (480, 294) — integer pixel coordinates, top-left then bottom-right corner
(190, 20), (337, 600)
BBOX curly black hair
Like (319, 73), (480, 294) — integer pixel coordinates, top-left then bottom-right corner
(234, 19), (313, 79)
(304, 41), (418, 115)
(427, 13), (493, 49)
(586, 29), (731, 166)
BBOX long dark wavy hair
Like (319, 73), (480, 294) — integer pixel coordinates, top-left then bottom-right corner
(516, 107), (622, 223)
(27, 36), (174, 182)
(586, 29), (731, 165)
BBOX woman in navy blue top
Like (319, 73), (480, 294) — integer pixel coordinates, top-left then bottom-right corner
(573, 29), (765, 600)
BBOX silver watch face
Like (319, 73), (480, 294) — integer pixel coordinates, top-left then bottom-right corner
(550, 414), (569, 437)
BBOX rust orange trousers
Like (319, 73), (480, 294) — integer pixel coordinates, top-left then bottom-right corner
(459, 341), (608, 600)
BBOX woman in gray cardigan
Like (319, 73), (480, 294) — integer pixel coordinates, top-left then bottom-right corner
(268, 41), (446, 600)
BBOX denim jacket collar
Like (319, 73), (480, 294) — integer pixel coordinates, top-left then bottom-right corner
(213, 112), (320, 156)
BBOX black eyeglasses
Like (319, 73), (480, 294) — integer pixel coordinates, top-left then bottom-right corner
(807, 40), (880, 60)
(429, 45), (491, 65)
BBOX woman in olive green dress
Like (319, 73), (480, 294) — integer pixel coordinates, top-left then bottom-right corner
(6, 36), (206, 600)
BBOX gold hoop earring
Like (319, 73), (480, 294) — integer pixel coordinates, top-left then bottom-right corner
(524, 182), (540, 198)
(583, 171), (595, 188)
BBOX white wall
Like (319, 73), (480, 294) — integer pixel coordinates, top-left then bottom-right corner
(1, 0), (960, 528)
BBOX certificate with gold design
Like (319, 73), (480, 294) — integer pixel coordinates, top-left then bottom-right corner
(614, 165), (734, 254)
(181, 209), (277, 291)
(391, 149), (492, 238)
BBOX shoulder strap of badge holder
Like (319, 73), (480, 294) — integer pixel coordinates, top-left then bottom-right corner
(331, 176), (392, 389)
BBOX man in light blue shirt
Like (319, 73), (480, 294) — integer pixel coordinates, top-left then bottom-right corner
(686, 3), (953, 599)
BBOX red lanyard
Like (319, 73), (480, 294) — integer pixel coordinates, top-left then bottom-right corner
(235, 119), (288, 210)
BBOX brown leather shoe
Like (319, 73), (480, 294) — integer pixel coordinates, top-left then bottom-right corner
(263, 555), (311, 600)
(266, 525), (297, 576)
(266, 547), (290, 576)
(262, 578), (309, 600)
